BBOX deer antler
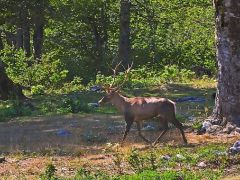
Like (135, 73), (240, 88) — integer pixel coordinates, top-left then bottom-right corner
(115, 62), (133, 90)
(110, 61), (122, 88)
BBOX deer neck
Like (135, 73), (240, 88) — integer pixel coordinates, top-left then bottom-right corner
(111, 93), (128, 112)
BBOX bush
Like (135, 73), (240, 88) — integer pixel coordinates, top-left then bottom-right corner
(161, 65), (196, 83)
(40, 163), (57, 180)
(1, 47), (68, 91)
(59, 77), (86, 94)
(93, 65), (196, 89)
(31, 85), (45, 95)
(0, 99), (32, 122)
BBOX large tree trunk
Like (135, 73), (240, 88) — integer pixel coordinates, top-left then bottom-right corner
(213, 0), (240, 127)
(118, 0), (131, 68)
(16, 28), (23, 49)
(33, 22), (44, 60)
(0, 61), (26, 100)
(32, 4), (44, 61)
(91, 22), (103, 72)
(22, 6), (31, 57)
(23, 24), (31, 57)
(0, 34), (25, 100)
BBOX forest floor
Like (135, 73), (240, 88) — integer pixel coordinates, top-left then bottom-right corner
(0, 114), (240, 179)
(0, 82), (240, 179)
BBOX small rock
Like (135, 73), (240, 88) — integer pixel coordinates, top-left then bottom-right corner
(176, 96), (205, 103)
(215, 151), (228, 156)
(229, 147), (240, 155)
(56, 129), (71, 137)
(90, 85), (102, 92)
(202, 121), (212, 130)
(235, 128), (240, 134)
(70, 122), (78, 127)
(197, 161), (207, 168)
(0, 157), (5, 163)
(161, 155), (171, 160)
(197, 121), (213, 135)
(142, 125), (155, 131)
(61, 167), (68, 172)
(88, 103), (99, 108)
(233, 140), (240, 148)
(229, 140), (240, 155)
(223, 123), (236, 134)
(206, 125), (223, 134)
(188, 115), (196, 121)
(176, 154), (185, 160)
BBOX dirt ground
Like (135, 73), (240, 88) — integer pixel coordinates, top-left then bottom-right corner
(0, 114), (239, 179)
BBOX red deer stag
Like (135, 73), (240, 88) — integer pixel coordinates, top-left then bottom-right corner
(98, 63), (188, 145)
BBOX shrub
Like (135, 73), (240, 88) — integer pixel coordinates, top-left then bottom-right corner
(40, 163), (57, 180)
(0, 99), (32, 122)
(1, 47), (68, 91)
(31, 85), (45, 95)
(127, 148), (145, 173)
(93, 65), (196, 89)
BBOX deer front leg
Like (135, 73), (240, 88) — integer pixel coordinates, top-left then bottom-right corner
(136, 121), (150, 143)
(121, 115), (133, 144)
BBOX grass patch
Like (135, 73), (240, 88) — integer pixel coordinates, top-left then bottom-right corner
(35, 143), (231, 179)
(0, 79), (216, 124)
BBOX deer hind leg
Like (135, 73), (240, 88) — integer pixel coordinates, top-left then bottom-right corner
(136, 121), (150, 143)
(153, 120), (169, 146)
(121, 115), (134, 144)
(172, 119), (188, 144)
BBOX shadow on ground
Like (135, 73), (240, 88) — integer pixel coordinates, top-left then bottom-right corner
(0, 114), (188, 154)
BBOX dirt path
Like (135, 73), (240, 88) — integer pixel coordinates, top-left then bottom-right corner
(0, 114), (194, 154)
(0, 114), (239, 179)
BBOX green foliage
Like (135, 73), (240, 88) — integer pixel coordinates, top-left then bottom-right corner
(192, 120), (203, 130)
(94, 65), (196, 89)
(43, 0), (215, 82)
(161, 65), (196, 83)
(146, 150), (158, 171)
(31, 85), (45, 95)
(59, 77), (86, 94)
(1, 47), (68, 89)
(0, 99), (32, 122)
(1, 0), (216, 89)
(74, 168), (108, 180)
(103, 143), (124, 174)
(40, 163), (57, 180)
(127, 148), (145, 173)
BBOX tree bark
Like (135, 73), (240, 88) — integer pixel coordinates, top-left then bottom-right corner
(0, 31), (3, 50)
(23, 24), (31, 57)
(213, 0), (240, 127)
(91, 22), (103, 72)
(33, 22), (44, 60)
(22, 6), (31, 57)
(118, 0), (131, 68)
(5, 31), (16, 47)
(16, 28), (23, 49)
(0, 62), (25, 100)
(32, 3), (44, 61)
(0, 34), (25, 100)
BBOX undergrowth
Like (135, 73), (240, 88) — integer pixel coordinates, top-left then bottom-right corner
(37, 143), (239, 180)
(0, 67), (216, 122)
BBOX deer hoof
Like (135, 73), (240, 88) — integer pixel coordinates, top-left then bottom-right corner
(152, 141), (158, 146)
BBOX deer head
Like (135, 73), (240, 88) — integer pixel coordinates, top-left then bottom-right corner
(98, 62), (133, 106)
